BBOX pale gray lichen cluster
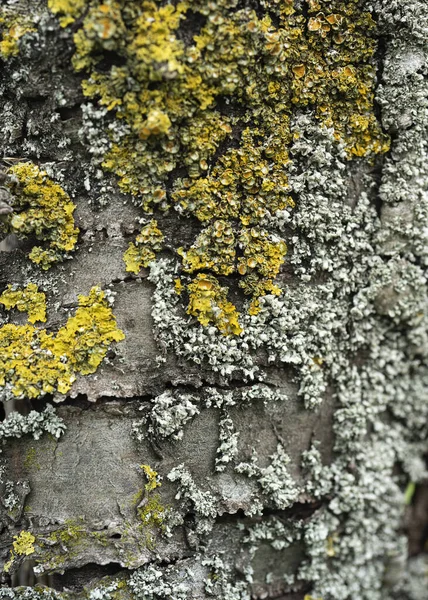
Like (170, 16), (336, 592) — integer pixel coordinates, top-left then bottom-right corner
(0, 589), (63, 600)
(1, 0), (428, 598)
(0, 406), (66, 442)
(128, 563), (191, 600)
(136, 0), (428, 596)
(0, 406), (65, 521)
(236, 445), (301, 511)
(133, 390), (200, 441)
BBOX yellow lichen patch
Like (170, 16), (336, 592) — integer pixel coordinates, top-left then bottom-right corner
(50, 287), (125, 375)
(187, 274), (242, 336)
(141, 464), (161, 492)
(3, 531), (36, 573)
(174, 278), (183, 296)
(179, 220), (235, 277)
(4, 163), (79, 270)
(238, 228), (287, 299)
(0, 11), (36, 59)
(326, 533), (338, 557)
(0, 284), (46, 324)
(49, 0), (389, 334)
(47, 0), (87, 28)
(123, 219), (164, 274)
(134, 465), (168, 546)
(0, 287), (125, 399)
(172, 126), (294, 225)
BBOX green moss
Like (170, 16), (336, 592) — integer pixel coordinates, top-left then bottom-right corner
(23, 447), (41, 471)
(49, 0), (389, 334)
(3, 163), (79, 270)
(46, 520), (85, 546)
(36, 519), (90, 572)
(0, 286), (125, 399)
(132, 465), (169, 550)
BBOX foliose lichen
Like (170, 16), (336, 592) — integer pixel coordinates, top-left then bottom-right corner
(1, 162), (79, 270)
(0, 283), (46, 324)
(123, 219), (164, 274)
(49, 0), (389, 333)
(3, 530), (36, 573)
(0, 286), (124, 399)
(0, 405), (66, 441)
(0, 9), (36, 59)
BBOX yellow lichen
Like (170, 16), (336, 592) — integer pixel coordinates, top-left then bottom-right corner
(326, 533), (338, 557)
(0, 284), (46, 324)
(178, 220), (236, 277)
(49, 0), (389, 334)
(141, 464), (161, 492)
(187, 274), (242, 336)
(123, 219), (164, 274)
(47, 0), (87, 28)
(4, 162), (79, 270)
(3, 531), (36, 573)
(0, 287), (125, 399)
(134, 465), (168, 546)
(0, 11), (35, 58)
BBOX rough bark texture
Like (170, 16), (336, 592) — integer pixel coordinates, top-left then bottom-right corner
(0, 1), (428, 599)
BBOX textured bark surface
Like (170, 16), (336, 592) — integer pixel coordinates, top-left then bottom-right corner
(0, 1), (428, 600)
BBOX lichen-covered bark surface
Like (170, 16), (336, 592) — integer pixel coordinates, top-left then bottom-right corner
(0, 0), (428, 599)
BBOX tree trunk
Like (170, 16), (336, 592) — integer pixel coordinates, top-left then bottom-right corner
(0, 1), (427, 599)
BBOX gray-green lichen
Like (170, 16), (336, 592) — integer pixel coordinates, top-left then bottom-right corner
(1, 0), (428, 598)
(236, 445), (302, 511)
(0, 589), (64, 600)
(0, 406), (66, 442)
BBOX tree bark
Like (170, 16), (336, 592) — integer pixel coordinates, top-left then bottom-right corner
(0, 1), (428, 599)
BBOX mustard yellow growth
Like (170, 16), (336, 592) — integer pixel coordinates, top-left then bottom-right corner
(47, 0), (87, 28)
(124, 219), (164, 274)
(4, 163), (79, 270)
(50, 0), (389, 334)
(326, 533), (338, 557)
(0, 286), (125, 398)
(141, 464), (161, 492)
(304, 596), (323, 600)
(0, 284), (46, 324)
(0, 11), (35, 58)
(187, 274), (243, 336)
(3, 531), (36, 573)
(136, 465), (167, 543)
(178, 220), (235, 277)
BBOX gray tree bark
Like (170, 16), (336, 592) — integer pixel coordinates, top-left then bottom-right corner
(0, 1), (428, 599)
